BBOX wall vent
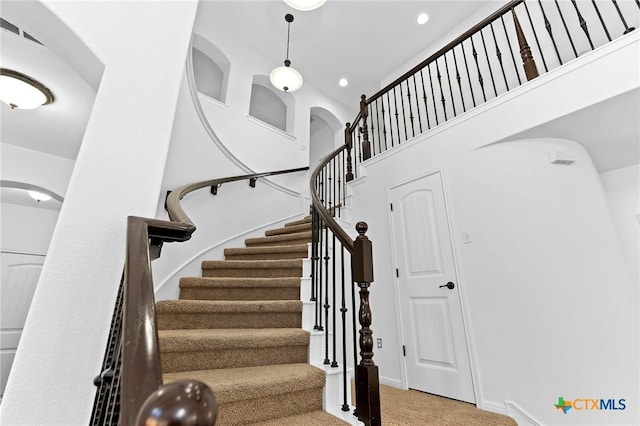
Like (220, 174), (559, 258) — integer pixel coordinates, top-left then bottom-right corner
(0, 18), (44, 45)
(548, 151), (576, 165)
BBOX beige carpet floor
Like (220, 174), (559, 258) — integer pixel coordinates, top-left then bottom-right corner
(366, 384), (517, 426)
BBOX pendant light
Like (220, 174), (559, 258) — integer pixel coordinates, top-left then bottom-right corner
(270, 14), (303, 92)
(283, 0), (326, 11)
(0, 68), (54, 110)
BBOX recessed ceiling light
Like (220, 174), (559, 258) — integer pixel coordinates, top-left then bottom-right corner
(27, 190), (52, 202)
(283, 0), (327, 11)
(338, 78), (348, 87)
(417, 13), (430, 25)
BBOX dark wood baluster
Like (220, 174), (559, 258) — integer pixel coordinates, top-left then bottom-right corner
(340, 245), (349, 411)
(443, 54), (457, 117)
(386, 92), (395, 148)
(412, 74), (423, 133)
(460, 40), (476, 107)
(435, 59), (448, 120)
(452, 45), (466, 112)
(571, 0), (595, 50)
(379, 97), (388, 151)
(554, 0), (579, 58)
(345, 123), (354, 182)
(538, 0), (563, 65)
(406, 79), (416, 138)
(356, 124), (362, 164)
(350, 264), (358, 417)
(427, 63), (440, 124)
(374, 99), (382, 154)
(353, 222), (381, 426)
(480, 29), (498, 97)
(490, 22), (510, 91)
(612, 0), (636, 34)
(331, 228), (337, 367)
(324, 166), (330, 364)
(523, 1), (549, 73)
(591, 0), (612, 41)
(399, 81), (409, 141)
(317, 172), (324, 332)
(311, 207), (318, 310)
(470, 36), (487, 102)
(337, 154), (342, 219)
(419, 70), (432, 129)
(360, 95), (371, 160)
(501, 15), (522, 85)
(513, 8), (539, 80)
(392, 87), (401, 145)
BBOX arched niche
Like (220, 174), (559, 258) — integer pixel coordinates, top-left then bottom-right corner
(309, 106), (342, 168)
(191, 33), (231, 104)
(249, 75), (295, 134)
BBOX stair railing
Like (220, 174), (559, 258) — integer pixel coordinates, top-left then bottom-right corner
(90, 167), (308, 426)
(348, 0), (639, 167)
(310, 150), (381, 426)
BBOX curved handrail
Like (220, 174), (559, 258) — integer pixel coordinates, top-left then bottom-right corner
(309, 145), (353, 252)
(100, 166), (308, 425)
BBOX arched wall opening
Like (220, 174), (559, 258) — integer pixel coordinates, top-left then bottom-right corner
(309, 106), (342, 170)
(191, 33), (230, 104)
(249, 75), (295, 134)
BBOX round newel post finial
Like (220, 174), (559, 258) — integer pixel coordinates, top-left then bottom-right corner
(356, 221), (368, 237)
(136, 379), (217, 426)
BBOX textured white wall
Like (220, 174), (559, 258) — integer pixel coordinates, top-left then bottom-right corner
(600, 164), (640, 286)
(0, 1), (198, 424)
(1, 204), (59, 255)
(349, 35), (639, 425)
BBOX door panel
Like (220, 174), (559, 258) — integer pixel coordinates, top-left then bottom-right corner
(391, 172), (475, 403)
(0, 252), (44, 399)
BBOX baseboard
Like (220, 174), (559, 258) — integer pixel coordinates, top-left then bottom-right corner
(379, 376), (403, 389)
(505, 401), (541, 426)
(482, 400), (508, 416)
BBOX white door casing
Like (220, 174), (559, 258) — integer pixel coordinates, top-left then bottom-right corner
(389, 171), (475, 403)
(0, 252), (44, 399)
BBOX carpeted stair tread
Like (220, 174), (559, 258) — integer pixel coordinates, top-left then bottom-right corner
(265, 223), (311, 236)
(284, 216), (312, 227)
(159, 328), (309, 352)
(248, 410), (349, 425)
(157, 299), (302, 314)
(163, 363), (325, 404)
(245, 231), (312, 247)
(224, 244), (308, 260)
(179, 277), (300, 301)
(202, 259), (302, 278)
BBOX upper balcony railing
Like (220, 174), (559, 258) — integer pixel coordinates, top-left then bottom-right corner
(346, 0), (639, 171)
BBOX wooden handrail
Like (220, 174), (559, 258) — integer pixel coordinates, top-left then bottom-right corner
(310, 146), (353, 252)
(105, 166), (308, 425)
(366, 0), (523, 104)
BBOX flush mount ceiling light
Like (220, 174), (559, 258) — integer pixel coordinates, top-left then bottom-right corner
(0, 68), (54, 110)
(338, 78), (348, 87)
(417, 12), (430, 25)
(270, 14), (303, 92)
(27, 190), (52, 202)
(283, 0), (326, 11)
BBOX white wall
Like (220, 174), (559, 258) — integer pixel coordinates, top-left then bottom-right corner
(1, 204), (59, 255)
(349, 35), (639, 425)
(600, 164), (640, 286)
(0, 1), (199, 424)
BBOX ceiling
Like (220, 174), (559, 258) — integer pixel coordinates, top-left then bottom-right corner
(196, 1), (494, 109)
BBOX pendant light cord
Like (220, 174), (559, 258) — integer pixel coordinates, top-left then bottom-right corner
(286, 21), (291, 61)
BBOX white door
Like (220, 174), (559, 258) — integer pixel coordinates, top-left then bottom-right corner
(390, 172), (475, 403)
(0, 252), (44, 399)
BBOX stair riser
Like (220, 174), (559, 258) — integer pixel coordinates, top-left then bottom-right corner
(284, 218), (312, 227)
(203, 268), (302, 278)
(225, 251), (308, 261)
(157, 313), (302, 329)
(215, 388), (323, 426)
(161, 346), (308, 373)
(180, 287), (300, 301)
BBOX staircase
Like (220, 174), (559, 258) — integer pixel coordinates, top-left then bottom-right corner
(156, 216), (349, 425)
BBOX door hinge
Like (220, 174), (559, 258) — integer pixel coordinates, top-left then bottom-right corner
(390, 203), (393, 211)
(395, 268), (399, 278)
(402, 345), (406, 356)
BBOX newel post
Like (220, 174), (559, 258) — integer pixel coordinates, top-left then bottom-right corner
(359, 95), (372, 161)
(345, 122), (354, 182)
(512, 8), (539, 80)
(352, 222), (381, 426)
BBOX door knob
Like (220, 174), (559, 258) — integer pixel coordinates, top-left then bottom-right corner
(439, 282), (455, 290)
